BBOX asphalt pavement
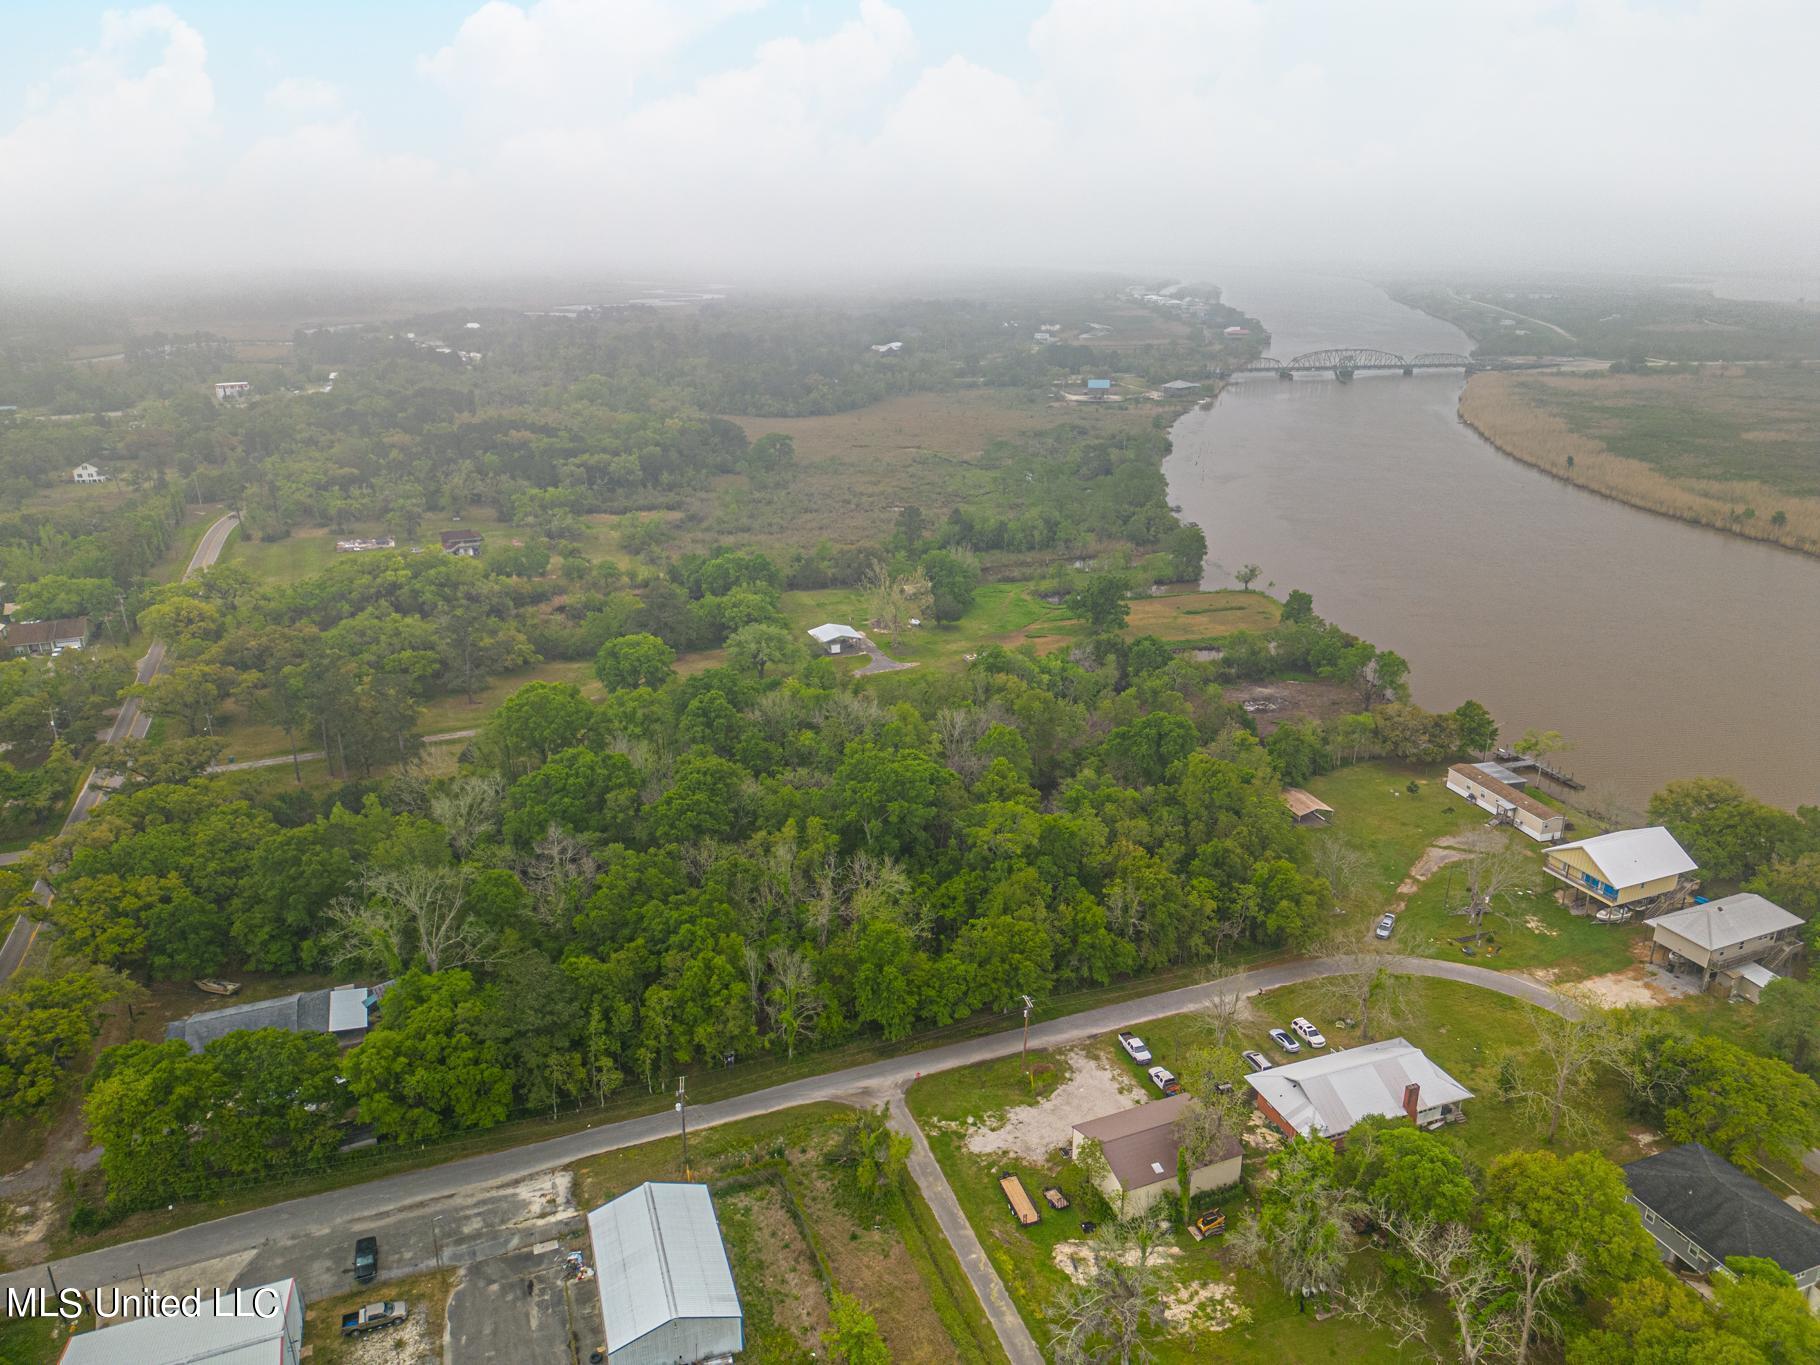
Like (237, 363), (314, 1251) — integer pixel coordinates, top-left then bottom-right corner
(0, 955), (1572, 1318)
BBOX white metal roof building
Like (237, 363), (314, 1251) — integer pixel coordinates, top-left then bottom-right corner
(1550, 827), (1696, 888)
(1246, 1038), (1473, 1141)
(60, 1278), (303, 1365)
(588, 1182), (743, 1365)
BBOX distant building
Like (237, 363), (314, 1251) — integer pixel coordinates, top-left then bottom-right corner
(1281, 788), (1333, 827)
(869, 341), (903, 353)
(1070, 1094), (1242, 1217)
(588, 1183), (744, 1365)
(1247, 1037), (1471, 1143)
(1033, 331), (1057, 345)
(164, 982), (390, 1053)
(1544, 827), (1696, 921)
(214, 380), (251, 401)
(465, 321), (482, 329)
(1646, 893), (1803, 993)
(1446, 763), (1565, 843)
(1160, 379), (1202, 393)
(71, 462), (109, 483)
(3, 616), (90, 657)
(59, 1278), (304, 1365)
(335, 536), (397, 553)
(1624, 1143), (1820, 1308)
(1223, 326), (1251, 337)
(807, 622), (864, 655)
(1086, 378), (1112, 391)
(440, 529), (483, 557)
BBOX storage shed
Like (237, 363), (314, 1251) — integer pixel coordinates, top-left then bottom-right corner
(588, 1182), (743, 1365)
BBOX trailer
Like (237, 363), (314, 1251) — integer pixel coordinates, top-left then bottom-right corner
(1000, 1174), (1040, 1226)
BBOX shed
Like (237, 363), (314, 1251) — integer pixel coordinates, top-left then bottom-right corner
(60, 1277), (303, 1364)
(1723, 960), (1780, 1003)
(588, 1182), (743, 1365)
(440, 530), (483, 557)
(806, 622), (864, 655)
(1280, 788), (1334, 827)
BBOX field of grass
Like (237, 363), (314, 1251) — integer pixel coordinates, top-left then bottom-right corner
(569, 1103), (1005, 1364)
(1462, 367), (1820, 556)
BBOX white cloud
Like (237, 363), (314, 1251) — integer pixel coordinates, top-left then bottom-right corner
(265, 76), (343, 116)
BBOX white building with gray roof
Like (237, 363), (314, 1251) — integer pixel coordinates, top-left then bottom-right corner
(1646, 892), (1804, 990)
(587, 1182), (743, 1365)
(1246, 1037), (1472, 1142)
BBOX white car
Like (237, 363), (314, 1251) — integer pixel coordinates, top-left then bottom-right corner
(1240, 1049), (1272, 1072)
(1291, 1017), (1327, 1048)
(1146, 1065), (1182, 1096)
(1267, 1027), (1301, 1054)
(1117, 1031), (1152, 1064)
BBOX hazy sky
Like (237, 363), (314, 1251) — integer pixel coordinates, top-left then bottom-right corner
(3, 0), (1817, 285)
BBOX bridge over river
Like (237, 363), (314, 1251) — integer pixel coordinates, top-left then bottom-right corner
(1217, 348), (1560, 381)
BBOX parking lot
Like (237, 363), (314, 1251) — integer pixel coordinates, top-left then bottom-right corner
(446, 1241), (606, 1363)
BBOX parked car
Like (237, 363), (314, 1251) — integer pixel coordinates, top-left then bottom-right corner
(1375, 912), (1397, 940)
(1117, 1031), (1152, 1064)
(1291, 1017), (1327, 1048)
(341, 1302), (408, 1337)
(353, 1236), (378, 1284)
(1240, 1050), (1271, 1072)
(1146, 1065), (1182, 1096)
(1267, 1027), (1302, 1054)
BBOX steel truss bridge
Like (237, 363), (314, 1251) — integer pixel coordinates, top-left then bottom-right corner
(1219, 349), (1480, 381)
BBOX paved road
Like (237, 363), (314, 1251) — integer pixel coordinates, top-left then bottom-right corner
(0, 955), (1572, 1315)
(205, 729), (478, 773)
(891, 1093), (1042, 1365)
(62, 512), (240, 829)
(0, 915), (39, 980)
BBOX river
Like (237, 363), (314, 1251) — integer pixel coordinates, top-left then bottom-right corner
(1164, 273), (1820, 811)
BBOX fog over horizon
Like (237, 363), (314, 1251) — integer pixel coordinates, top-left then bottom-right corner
(4, 0), (1818, 291)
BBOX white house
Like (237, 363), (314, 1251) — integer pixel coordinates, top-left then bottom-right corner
(60, 1278), (303, 1365)
(214, 380), (251, 401)
(1445, 762), (1565, 843)
(807, 623), (864, 655)
(588, 1183), (743, 1365)
(1247, 1037), (1472, 1143)
(71, 462), (108, 484)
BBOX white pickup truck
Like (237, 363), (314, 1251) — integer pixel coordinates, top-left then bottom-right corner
(1117, 1031), (1152, 1063)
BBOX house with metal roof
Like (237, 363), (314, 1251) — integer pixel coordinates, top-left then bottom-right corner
(1543, 826), (1697, 920)
(1446, 762), (1565, 843)
(587, 1182), (743, 1365)
(1069, 1094), (1242, 1217)
(1246, 1037), (1471, 1143)
(60, 1277), (303, 1364)
(1646, 893), (1803, 992)
(806, 622), (864, 654)
(1624, 1143), (1820, 1307)
(165, 983), (388, 1053)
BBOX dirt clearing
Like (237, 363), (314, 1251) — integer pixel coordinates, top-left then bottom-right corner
(962, 1049), (1144, 1165)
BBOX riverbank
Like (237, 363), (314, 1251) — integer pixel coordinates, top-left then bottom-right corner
(1459, 369), (1820, 559)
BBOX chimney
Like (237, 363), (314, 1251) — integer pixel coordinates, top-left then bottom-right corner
(1403, 1083), (1421, 1124)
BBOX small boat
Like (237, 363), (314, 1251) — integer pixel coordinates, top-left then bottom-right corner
(194, 978), (241, 996)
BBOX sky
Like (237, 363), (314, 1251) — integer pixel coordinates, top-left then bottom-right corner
(2, 0), (1817, 287)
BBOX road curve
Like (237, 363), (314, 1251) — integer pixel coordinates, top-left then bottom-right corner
(0, 955), (1573, 1301)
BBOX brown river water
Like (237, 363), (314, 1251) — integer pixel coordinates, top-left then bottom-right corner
(1164, 273), (1820, 811)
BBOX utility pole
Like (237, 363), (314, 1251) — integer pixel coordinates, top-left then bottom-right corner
(1021, 995), (1035, 1095)
(675, 1077), (690, 1180)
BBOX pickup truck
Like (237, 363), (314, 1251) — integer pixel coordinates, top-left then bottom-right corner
(341, 1302), (409, 1336)
(1146, 1065), (1182, 1097)
(1117, 1031), (1152, 1063)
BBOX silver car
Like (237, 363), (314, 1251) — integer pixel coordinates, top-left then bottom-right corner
(1375, 912), (1397, 939)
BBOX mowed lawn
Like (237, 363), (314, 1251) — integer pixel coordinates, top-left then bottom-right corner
(568, 1102), (1005, 1365)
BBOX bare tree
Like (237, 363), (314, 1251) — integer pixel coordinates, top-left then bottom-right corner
(518, 824), (598, 930)
(1454, 845), (1539, 939)
(326, 864), (492, 974)
(1505, 1239), (1584, 1365)
(935, 706), (994, 783)
(1194, 967), (1250, 1050)
(863, 561), (932, 641)
(1310, 837), (1372, 914)
(1048, 1220), (1168, 1365)
(1314, 937), (1408, 1043)
(429, 774), (504, 858)
(1509, 995), (1616, 1143)
(766, 946), (825, 1059)
(1365, 1218), (1521, 1365)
